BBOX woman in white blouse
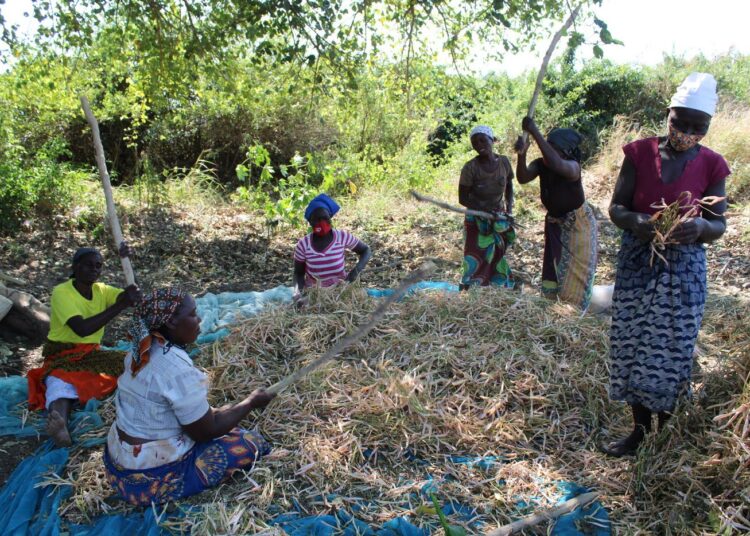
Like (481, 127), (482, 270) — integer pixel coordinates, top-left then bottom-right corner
(104, 287), (275, 505)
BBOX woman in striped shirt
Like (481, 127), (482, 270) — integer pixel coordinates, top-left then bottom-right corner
(293, 194), (371, 298)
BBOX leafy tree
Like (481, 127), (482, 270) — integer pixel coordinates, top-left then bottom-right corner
(0, 0), (634, 230)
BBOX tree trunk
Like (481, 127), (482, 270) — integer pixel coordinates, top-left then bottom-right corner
(0, 284), (50, 342)
(0, 295), (11, 322)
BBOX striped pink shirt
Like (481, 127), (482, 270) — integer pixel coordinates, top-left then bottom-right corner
(294, 229), (361, 287)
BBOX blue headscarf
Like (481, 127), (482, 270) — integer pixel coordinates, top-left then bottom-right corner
(304, 194), (340, 222)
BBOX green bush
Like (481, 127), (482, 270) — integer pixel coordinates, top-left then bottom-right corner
(540, 61), (665, 157)
(658, 52), (750, 106)
(233, 143), (350, 229)
(0, 39), (747, 231)
(0, 138), (87, 230)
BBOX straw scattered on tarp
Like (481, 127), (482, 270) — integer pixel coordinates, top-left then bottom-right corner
(5, 283), (748, 535)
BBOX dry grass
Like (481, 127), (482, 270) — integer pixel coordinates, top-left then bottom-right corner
(648, 193), (727, 266)
(201, 286), (614, 533)
(702, 106), (750, 205)
(584, 115), (655, 203)
(50, 283), (750, 535)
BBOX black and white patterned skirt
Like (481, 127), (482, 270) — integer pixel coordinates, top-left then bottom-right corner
(608, 231), (707, 412)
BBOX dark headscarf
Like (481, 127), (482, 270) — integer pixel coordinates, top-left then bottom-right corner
(128, 287), (187, 376)
(70, 247), (101, 278)
(73, 247), (100, 264)
(547, 128), (583, 163)
(304, 194), (340, 222)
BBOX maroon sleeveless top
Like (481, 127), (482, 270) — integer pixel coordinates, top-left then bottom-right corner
(623, 137), (730, 215)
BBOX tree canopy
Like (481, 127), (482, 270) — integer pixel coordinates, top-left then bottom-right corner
(3, 1), (615, 73)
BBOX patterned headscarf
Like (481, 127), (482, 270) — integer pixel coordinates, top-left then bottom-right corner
(128, 287), (187, 376)
(469, 125), (495, 142)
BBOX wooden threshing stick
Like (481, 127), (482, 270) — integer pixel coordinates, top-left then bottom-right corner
(80, 95), (136, 286)
(521, 4), (582, 143)
(486, 491), (600, 536)
(267, 262), (436, 395)
(410, 190), (520, 227)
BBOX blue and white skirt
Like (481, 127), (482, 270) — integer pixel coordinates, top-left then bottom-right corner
(608, 231), (707, 412)
(105, 427), (271, 506)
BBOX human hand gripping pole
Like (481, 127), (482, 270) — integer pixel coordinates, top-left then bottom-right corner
(266, 262), (436, 396)
(80, 95), (136, 287)
(410, 190), (519, 228)
(518, 4), (582, 147)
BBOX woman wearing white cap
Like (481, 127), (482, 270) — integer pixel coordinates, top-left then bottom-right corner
(604, 73), (730, 456)
(457, 125), (515, 289)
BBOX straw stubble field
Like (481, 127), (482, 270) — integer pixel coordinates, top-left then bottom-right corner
(56, 283), (750, 535)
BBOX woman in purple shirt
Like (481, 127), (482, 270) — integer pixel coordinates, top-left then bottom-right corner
(604, 73), (730, 456)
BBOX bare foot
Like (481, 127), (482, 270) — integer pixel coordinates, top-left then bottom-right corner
(46, 410), (72, 447)
(601, 427), (645, 457)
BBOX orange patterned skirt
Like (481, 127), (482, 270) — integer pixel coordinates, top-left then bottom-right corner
(27, 341), (125, 410)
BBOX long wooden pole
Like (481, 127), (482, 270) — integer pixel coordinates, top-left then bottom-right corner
(486, 491), (600, 536)
(267, 262), (436, 395)
(521, 4), (582, 143)
(410, 190), (521, 227)
(80, 95), (135, 286)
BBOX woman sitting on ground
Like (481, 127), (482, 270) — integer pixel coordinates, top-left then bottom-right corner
(605, 73), (730, 456)
(457, 125), (515, 289)
(27, 244), (140, 447)
(104, 288), (276, 505)
(293, 194), (372, 298)
(515, 118), (598, 310)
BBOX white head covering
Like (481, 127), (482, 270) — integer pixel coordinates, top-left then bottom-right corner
(469, 125), (495, 141)
(669, 72), (718, 116)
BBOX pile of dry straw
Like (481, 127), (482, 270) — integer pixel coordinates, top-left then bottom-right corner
(55, 284), (749, 534)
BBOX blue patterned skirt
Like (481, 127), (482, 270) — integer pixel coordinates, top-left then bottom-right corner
(608, 231), (707, 412)
(104, 428), (271, 505)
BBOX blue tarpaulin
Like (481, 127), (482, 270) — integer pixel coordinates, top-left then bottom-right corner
(191, 282), (457, 345)
(0, 443), (69, 536)
(267, 476), (608, 536)
(265, 452), (609, 535)
(69, 508), (180, 536)
(0, 285), (609, 535)
(194, 286), (295, 344)
(0, 375), (43, 437)
(365, 281), (459, 298)
(272, 511), (428, 536)
(0, 376), (105, 444)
